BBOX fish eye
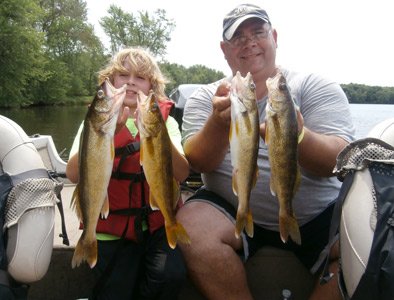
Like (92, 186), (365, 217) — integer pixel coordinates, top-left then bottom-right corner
(97, 89), (105, 99)
(279, 83), (286, 91)
(250, 82), (256, 90)
(152, 103), (159, 111)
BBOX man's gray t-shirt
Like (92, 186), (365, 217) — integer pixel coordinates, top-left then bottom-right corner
(182, 68), (356, 231)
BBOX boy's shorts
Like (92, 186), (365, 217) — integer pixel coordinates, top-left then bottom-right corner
(184, 188), (335, 275)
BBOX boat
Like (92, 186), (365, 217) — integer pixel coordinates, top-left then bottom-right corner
(1, 114), (394, 300)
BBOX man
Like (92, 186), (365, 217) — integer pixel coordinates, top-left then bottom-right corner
(176, 4), (355, 300)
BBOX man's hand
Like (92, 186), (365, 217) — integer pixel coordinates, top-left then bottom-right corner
(212, 81), (232, 126)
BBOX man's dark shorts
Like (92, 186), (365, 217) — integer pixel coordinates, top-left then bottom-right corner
(185, 188), (335, 275)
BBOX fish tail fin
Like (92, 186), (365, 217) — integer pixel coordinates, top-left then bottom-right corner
(71, 236), (97, 269)
(235, 208), (254, 239)
(165, 220), (191, 249)
(279, 211), (301, 245)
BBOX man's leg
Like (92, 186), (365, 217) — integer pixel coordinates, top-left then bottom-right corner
(177, 201), (253, 300)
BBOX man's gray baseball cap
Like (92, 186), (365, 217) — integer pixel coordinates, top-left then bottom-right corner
(223, 4), (271, 41)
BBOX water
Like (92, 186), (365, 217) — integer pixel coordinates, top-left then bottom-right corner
(1, 104), (394, 161)
(0, 105), (88, 161)
(350, 104), (394, 139)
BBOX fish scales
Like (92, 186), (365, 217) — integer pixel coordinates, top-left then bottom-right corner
(71, 79), (126, 268)
(137, 90), (190, 249)
(265, 70), (302, 245)
(229, 71), (260, 238)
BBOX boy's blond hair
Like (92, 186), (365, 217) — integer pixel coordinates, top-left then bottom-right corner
(98, 47), (169, 99)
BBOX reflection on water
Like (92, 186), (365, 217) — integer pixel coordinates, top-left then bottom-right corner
(1, 103), (394, 162)
(0, 105), (88, 161)
(350, 104), (394, 138)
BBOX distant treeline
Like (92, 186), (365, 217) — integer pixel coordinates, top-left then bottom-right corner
(1, 1), (392, 108)
(341, 84), (394, 104)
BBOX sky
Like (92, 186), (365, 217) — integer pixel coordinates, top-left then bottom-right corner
(85, 0), (394, 87)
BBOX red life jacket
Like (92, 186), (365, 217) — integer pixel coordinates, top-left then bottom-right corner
(95, 99), (181, 242)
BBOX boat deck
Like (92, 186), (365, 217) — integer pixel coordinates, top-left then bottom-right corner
(25, 184), (316, 300)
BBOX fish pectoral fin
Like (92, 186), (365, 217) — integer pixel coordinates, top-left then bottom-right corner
(293, 168), (302, 196)
(110, 140), (115, 160)
(140, 143), (144, 166)
(264, 123), (269, 144)
(149, 192), (160, 210)
(173, 178), (180, 209)
(229, 121), (233, 142)
(232, 170), (238, 196)
(252, 167), (259, 189)
(100, 195), (110, 219)
(269, 177), (277, 196)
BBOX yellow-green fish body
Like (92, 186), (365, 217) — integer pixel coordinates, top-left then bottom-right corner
(137, 90), (190, 249)
(71, 79), (126, 268)
(265, 70), (301, 245)
(229, 71), (260, 238)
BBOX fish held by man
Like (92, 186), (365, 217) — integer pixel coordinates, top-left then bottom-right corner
(265, 70), (302, 245)
(229, 71), (260, 239)
(71, 79), (126, 268)
(137, 90), (190, 249)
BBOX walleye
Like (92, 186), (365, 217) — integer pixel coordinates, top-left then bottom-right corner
(71, 79), (126, 268)
(229, 71), (260, 238)
(265, 70), (301, 245)
(137, 90), (190, 249)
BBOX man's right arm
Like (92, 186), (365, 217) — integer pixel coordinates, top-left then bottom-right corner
(183, 82), (232, 173)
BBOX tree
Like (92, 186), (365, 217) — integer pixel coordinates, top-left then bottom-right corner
(100, 5), (175, 58)
(39, 0), (106, 99)
(159, 63), (225, 96)
(0, 0), (48, 106)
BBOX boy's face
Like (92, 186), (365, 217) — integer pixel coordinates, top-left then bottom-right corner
(113, 61), (152, 112)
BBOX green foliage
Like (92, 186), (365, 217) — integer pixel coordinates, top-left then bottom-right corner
(0, 0), (48, 106)
(100, 6), (175, 58)
(341, 83), (394, 104)
(160, 62), (225, 95)
(39, 0), (106, 98)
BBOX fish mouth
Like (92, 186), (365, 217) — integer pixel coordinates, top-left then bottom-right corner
(102, 79), (126, 113)
(137, 90), (155, 108)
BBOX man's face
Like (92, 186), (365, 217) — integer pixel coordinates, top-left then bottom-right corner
(221, 18), (277, 77)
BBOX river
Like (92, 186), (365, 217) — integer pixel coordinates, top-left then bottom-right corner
(1, 103), (394, 161)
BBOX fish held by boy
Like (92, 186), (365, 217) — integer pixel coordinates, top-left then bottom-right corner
(137, 90), (190, 249)
(265, 70), (302, 245)
(71, 79), (126, 268)
(229, 71), (260, 239)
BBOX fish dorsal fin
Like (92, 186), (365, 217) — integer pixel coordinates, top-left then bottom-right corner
(71, 184), (82, 221)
